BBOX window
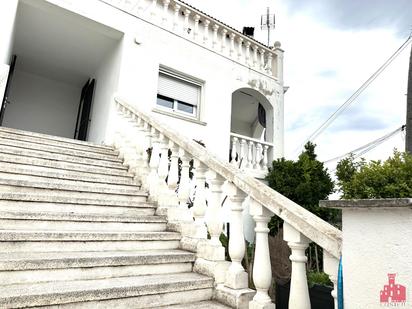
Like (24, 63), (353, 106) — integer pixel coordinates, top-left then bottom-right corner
(156, 71), (201, 119)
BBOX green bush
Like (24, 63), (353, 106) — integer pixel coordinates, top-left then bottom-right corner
(336, 150), (412, 199)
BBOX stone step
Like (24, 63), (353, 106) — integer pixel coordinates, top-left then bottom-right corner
(0, 153), (132, 176)
(0, 136), (121, 162)
(0, 200), (156, 216)
(0, 127), (114, 153)
(161, 301), (231, 308)
(0, 145), (127, 170)
(0, 161), (136, 185)
(0, 230), (180, 241)
(0, 272), (213, 308)
(0, 211), (164, 223)
(0, 250), (195, 285)
(0, 191), (148, 207)
(0, 172), (142, 195)
(0, 212), (167, 232)
(0, 238), (180, 253)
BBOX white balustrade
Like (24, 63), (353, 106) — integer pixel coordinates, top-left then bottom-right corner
(224, 182), (248, 289)
(172, 3), (181, 31)
(212, 24), (219, 49)
(192, 160), (208, 238)
(102, 0), (279, 77)
(249, 198), (275, 309)
(203, 19), (210, 45)
(230, 133), (272, 177)
(167, 142), (179, 190)
(206, 171), (225, 247)
(193, 15), (200, 41)
(114, 98), (342, 309)
(177, 148), (191, 207)
(161, 0), (170, 26)
(284, 222), (311, 309)
(221, 28), (228, 53)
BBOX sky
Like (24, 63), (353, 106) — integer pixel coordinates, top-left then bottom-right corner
(183, 0), (412, 172)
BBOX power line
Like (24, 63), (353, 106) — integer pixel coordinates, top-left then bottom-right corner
(324, 125), (405, 164)
(294, 34), (412, 155)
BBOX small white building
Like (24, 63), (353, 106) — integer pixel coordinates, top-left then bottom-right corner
(0, 0), (285, 178)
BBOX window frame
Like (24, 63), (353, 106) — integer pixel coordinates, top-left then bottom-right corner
(155, 67), (204, 121)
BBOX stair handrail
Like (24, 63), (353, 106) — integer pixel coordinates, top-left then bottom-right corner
(115, 95), (342, 258)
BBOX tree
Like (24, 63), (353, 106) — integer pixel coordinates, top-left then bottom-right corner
(266, 142), (336, 235)
(336, 150), (412, 199)
(266, 142), (336, 275)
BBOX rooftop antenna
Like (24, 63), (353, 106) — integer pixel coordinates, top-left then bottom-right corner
(261, 7), (275, 46)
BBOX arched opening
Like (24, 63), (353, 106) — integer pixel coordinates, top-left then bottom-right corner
(230, 88), (274, 177)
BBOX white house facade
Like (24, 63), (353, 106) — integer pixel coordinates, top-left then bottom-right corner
(0, 0), (285, 177)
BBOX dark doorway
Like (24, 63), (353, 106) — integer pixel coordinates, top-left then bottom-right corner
(74, 79), (95, 141)
(0, 55), (17, 126)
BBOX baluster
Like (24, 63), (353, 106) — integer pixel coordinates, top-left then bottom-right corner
(221, 28), (228, 53)
(267, 52), (273, 75)
(192, 160), (208, 238)
(229, 33), (236, 57)
(262, 145), (269, 171)
(148, 128), (160, 201)
(237, 37), (243, 61)
(253, 45), (259, 69)
(255, 143), (262, 170)
(203, 19), (210, 45)
(193, 15), (201, 41)
(224, 182), (248, 289)
(230, 136), (238, 166)
(247, 141), (254, 169)
(249, 198), (275, 309)
(172, 4), (181, 31)
(205, 172), (225, 248)
(324, 252), (339, 309)
(212, 24), (219, 49)
(156, 134), (170, 198)
(139, 121), (152, 189)
(161, 0), (170, 26)
(149, 0), (157, 17)
(259, 48), (266, 71)
(239, 139), (246, 169)
(167, 143), (179, 191)
(178, 149), (191, 207)
(183, 9), (191, 36)
(284, 222), (311, 309)
(245, 41), (251, 66)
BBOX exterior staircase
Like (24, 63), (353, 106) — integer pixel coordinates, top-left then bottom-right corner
(0, 127), (228, 308)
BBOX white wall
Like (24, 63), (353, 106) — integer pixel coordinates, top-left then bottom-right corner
(2, 70), (81, 138)
(0, 0), (19, 65)
(88, 38), (123, 144)
(342, 207), (412, 308)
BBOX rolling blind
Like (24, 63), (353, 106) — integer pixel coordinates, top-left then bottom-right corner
(157, 73), (200, 106)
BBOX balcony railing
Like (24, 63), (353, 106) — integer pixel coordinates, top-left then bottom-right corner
(100, 0), (284, 81)
(230, 133), (273, 178)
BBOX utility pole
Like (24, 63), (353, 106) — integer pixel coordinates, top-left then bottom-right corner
(406, 44), (412, 153)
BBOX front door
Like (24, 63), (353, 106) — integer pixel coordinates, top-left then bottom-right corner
(74, 79), (95, 141)
(0, 55), (17, 126)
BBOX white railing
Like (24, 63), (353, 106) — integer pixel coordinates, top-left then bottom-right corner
(100, 0), (284, 81)
(113, 96), (341, 309)
(230, 133), (273, 177)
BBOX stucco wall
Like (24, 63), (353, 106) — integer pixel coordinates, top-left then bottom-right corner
(342, 208), (412, 308)
(88, 38), (123, 144)
(0, 0), (18, 65)
(3, 70), (81, 138)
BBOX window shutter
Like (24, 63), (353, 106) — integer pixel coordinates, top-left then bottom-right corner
(158, 73), (200, 106)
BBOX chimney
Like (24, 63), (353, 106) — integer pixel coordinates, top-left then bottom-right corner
(242, 27), (255, 38)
